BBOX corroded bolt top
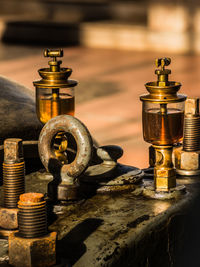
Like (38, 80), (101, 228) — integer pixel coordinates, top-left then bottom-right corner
(4, 138), (23, 163)
(19, 193), (44, 204)
(185, 98), (199, 115)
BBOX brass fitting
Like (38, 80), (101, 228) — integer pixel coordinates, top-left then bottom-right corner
(174, 98), (200, 175)
(0, 139), (25, 235)
(9, 193), (57, 267)
(154, 145), (176, 191)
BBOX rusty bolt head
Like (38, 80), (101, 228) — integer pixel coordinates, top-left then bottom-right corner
(4, 138), (23, 163)
(185, 98), (199, 115)
(9, 232), (57, 267)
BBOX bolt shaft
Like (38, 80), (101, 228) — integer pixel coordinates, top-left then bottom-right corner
(3, 139), (25, 208)
(183, 98), (200, 152)
(18, 193), (47, 238)
(183, 116), (200, 151)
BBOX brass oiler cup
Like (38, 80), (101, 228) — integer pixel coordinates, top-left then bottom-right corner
(140, 58), (186, 192)
(33, 49), (77, 125)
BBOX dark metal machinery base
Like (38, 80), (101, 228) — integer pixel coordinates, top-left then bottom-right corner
(1, 171), (200, 267)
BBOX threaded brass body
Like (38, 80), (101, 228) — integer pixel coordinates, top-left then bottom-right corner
(18, 193), (47, 238)
(183, 115), (200, 152)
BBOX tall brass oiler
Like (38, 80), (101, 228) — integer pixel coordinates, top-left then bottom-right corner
(33, 49), (77, 125)
(140, 58), (186, 192)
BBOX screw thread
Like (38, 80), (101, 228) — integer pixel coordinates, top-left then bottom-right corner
(183, 115), (200, 151)
(3, 162), (25, 208)
(18, 193), (47, 238)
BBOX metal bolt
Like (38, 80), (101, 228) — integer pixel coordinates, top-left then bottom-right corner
(3, 138), (25, 208)
(18, 193), (47, 238)
(183, 98), (200, 152)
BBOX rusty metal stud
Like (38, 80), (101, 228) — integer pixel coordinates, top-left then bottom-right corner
(18, 193), (47, 239)
(3, 138), (25, 209)
(174, 98), (200, 176)
(9, 193), (56, 267)
(183, 98), (200, 152)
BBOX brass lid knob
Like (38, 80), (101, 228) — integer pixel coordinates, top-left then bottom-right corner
(155, 57), (171, 86)
(44, 49), (63, 72)
(140, 57), (186, 103)
(33, 48), (78, 88)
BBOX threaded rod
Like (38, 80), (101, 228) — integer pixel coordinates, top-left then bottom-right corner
(3, 138), (25, 208)
(18, 193), (47, 238)
(183, 115), (200, 152)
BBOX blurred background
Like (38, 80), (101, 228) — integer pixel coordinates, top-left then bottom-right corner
(0, 0), (200, 169)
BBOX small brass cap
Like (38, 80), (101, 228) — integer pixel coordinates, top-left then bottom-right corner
(33, 48), (77, 88)
(140, 57), (186, 103)
(44, 48), (63, 72)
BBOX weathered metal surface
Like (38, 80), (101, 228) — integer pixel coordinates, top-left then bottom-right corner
(0, 208), (18, 230)
(0, 172), (200, 266)
(9, 232), (57, 267)
(0, 239), (8, 263)
(80, 164), (143, 194)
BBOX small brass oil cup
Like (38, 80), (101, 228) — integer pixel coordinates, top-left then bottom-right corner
(140, 58), (186, 193)
(33, 49), (77, 125)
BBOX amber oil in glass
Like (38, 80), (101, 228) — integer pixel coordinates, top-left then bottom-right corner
(143, 106), (184, 145)
(37, 88), (74, 124)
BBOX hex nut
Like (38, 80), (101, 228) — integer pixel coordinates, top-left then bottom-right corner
(185, 98), (199, 115)
(155, 176), (176, 191)
(154, 168), (176, 178)
(0, 207), (18, 230)
(9, 232), (57, 267)
(173, 146), (200, 171)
